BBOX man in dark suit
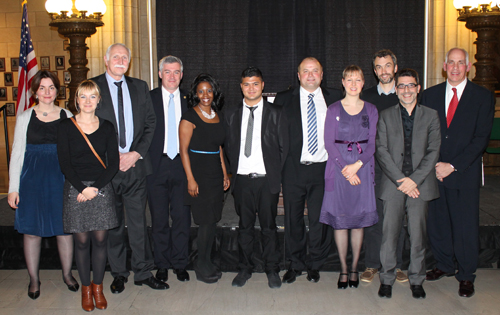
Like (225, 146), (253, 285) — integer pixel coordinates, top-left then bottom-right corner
(91, 43), (167, 293)
(273, 57), (342, 283)
(361, 49), (407, 283)
(421, 47), (495, 298)
(147, 55), (190, 283)
(376, 69), (441, 299)
(225, 67), (289, 289)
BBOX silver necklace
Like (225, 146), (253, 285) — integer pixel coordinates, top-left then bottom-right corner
(200, 108), (216, 119)
(41, 107), (56, 116)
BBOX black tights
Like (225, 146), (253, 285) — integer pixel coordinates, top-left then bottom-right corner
(73, 230), (108, 286)
(24, 234), (75, 293)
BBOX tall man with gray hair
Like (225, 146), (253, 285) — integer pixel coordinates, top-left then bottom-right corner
(147, 56), (191, 283)
(91, 43), (167, 293)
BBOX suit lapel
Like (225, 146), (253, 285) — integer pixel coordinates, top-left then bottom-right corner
(292, 90), (304, 147)
(436, 83), (448, 132)
(391, 105), (404, 151)
(126, 76), (140, 144)
(261, 100), (270, 141)
(97, 74), (118, 130)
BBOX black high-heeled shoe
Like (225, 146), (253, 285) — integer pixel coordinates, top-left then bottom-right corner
(349, 271), (359, 288)
(337, 273), (348, 289)
(63, 275), (80, 292)
(28, 281), (40, 300)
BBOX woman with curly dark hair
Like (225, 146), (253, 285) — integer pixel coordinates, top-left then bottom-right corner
(179, 73), (230, 283)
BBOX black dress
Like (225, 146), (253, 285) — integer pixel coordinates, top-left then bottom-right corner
(57, 118), (120, 233)
(181, 108), (225, 225)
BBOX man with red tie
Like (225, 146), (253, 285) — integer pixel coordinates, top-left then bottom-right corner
(420, 47), (495, 298)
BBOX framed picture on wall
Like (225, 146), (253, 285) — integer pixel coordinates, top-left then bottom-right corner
(40, 56), (50, 70)
(57, 86), (66, 100)
(11, 58), (19, 72)
(5, 102), (15, 116)
(0, 58), (5, 72)
(65, 101), (69, 109)
(4, 72), (13, 86)
(0, 87), (7, 101)
(56, 56), (65, 70)
(63, 71), (71, 84)
(12, 87), (18, 100)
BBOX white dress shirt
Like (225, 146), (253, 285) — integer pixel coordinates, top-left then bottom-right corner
(445, 78), (467, 117)
(299, 86), (328, 163)
(161, 86), (182, 154)
(237, 98), (266, 175)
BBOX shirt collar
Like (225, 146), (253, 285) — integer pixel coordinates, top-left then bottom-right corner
(161, 86), (180, 97)
(399, 102), (416, 117)
(243, 97), (263, 109)
(377, 83), (396, 95)
(105, 71), (124, 84)
(446, 78), (468, 95)
(300, 86), (321, 97)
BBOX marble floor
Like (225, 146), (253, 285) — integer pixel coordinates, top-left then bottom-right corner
(1, 269), (499, 315)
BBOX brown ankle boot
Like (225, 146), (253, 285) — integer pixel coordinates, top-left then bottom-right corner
(92, 281), (107, 310)
(81, 285), (95, 312)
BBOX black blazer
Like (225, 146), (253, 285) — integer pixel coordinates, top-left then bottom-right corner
(224, 99), (289, 194)
(148, 87), (188, 171)
(273, 87), (342, 175)
(91, 73), (156, 177)
(421, 80), (495, 189)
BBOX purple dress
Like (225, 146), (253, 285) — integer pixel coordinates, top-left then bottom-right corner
(320, 101), (378, 229)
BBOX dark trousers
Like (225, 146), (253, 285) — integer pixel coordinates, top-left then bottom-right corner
(428, 185), (479, 282)
(147, 155), (191, 270)
(233, 175), (280, 273)
(282, 162), (332, 271)
(108, 170), (155, 282)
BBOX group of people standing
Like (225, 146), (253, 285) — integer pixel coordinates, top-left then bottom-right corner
(8, 43), (494, 312)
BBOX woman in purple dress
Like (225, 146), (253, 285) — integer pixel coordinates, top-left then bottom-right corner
(320, 65), (378, 289)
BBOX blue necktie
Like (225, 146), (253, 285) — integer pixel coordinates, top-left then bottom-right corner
(167, 94), (177, 159)
(307, 93), (318, 155)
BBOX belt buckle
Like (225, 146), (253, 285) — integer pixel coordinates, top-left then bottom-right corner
(248, 173), (257, 178)
(302, 161), (313, 166)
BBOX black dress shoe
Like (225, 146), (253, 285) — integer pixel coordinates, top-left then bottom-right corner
(232, 271), (252, 287)
(134, 276), (169, 289)
(410, 285), (426, 299)
(425, 268), (455, 281)
(27, 281), (40, 300)
(195, 270), (219, 284)
(349, 271), (359, 288)
(306, 269), (320, 283)
(110, 276), (128, 294)
(267, 271), (282, 289)
(282, 269), (302, 284)
(174, 269), (190, 282)
(156, 268), (168, 282)
(63, 275), (80, 292)
(459, 280), (475, 298)
(378, 284), (392, 298)
(337, 273), (348, 289)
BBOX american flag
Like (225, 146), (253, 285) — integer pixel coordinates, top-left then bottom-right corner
(16, 1), (38, 116)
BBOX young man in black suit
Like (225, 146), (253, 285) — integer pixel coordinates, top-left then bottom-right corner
(421, 47), (495, 298)
(224, 67), (289, 288)
(91, 43), (167, 293)
(147, 56), (190, 283)
(273, 57), (342, 284)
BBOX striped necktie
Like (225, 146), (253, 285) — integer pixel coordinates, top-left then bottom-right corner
(307, 93), (318, 155)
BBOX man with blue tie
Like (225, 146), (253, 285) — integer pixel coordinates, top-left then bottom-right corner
(147, 56), (191, 283)
(274, 57), (342, 283)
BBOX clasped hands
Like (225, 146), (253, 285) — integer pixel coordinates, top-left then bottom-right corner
(435, 162), (453, 182)
(77, 187), (99, 203)
(397, 177), (419, 198)
(341, 163), (361, 186)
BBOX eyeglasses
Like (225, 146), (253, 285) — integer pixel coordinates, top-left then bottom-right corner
(396, 83), (418, 90)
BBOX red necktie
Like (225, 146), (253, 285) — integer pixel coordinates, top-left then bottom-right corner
(447, 88), (458, 128)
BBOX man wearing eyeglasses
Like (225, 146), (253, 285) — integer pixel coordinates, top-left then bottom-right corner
(361, 49), (407, 284)
(421, 47), (495, 298)
(375, 69), (441, 299)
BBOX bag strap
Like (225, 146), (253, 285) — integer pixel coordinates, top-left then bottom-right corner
(70, 117), (106, 169)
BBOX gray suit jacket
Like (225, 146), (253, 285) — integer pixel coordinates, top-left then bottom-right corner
(376, 104), (441, 201)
